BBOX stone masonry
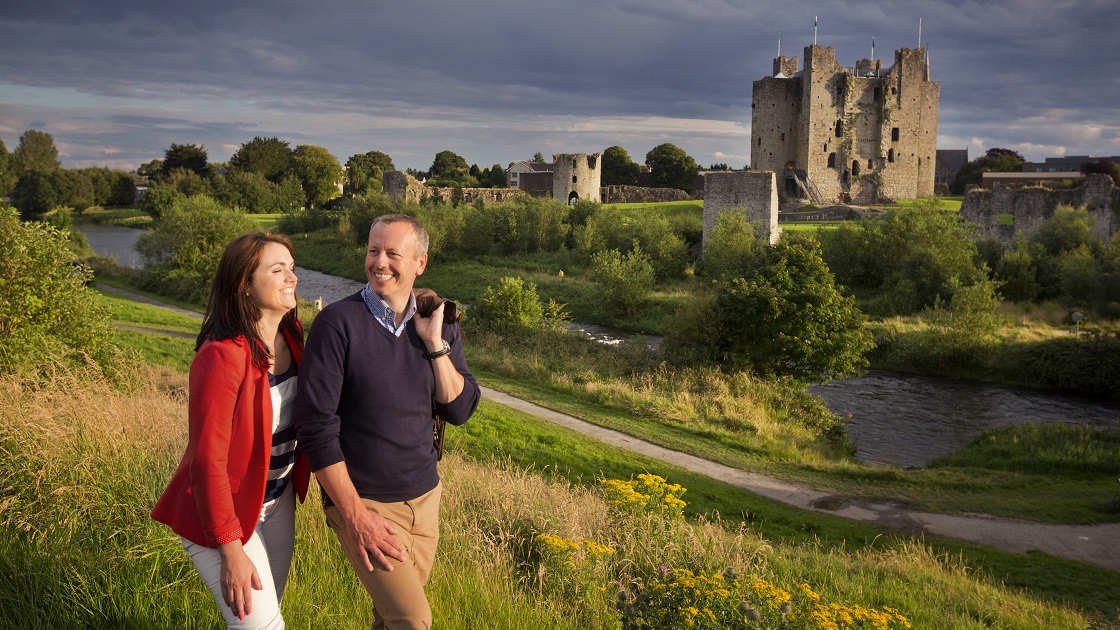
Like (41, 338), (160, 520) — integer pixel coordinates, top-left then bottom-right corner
(751, 43), (938, 205)
(383, 170), (526, 205)
(702, 171), (780, 245)
(960, 174), (1120, 245)
(552, 153), (602, 204)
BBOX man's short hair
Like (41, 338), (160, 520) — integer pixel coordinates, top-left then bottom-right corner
(370, 214), (429, 256)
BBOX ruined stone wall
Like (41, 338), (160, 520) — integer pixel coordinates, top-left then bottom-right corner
(599, 185), (691, 204)
(960, 174), (1120, 245)
(702, 171), (779, 245)
(383, 170), (525, 205)
(552, 153), (602, 203)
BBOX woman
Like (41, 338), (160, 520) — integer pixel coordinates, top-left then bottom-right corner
(152, 232), (311, 629)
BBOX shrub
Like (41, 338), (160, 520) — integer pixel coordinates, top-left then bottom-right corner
(0, 207), (118, 375)
(590, 246), (655, 316)
(135, 195), (257, 302)
(139, 185), (184, 219)
(472, 276), (568, 332)
(627, 215), (687, 280)
(666, 238), (873, 383)
(695, 211), (768, 279)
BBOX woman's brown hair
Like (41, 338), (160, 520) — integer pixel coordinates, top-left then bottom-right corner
(197, 232), (303, 368)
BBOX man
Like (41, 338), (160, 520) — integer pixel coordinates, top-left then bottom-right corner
(295, 214), (480, 629)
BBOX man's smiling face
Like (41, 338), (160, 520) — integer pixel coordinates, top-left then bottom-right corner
(365, 220), (427, 312)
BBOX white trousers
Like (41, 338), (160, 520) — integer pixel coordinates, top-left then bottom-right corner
(182, 483), (295, 630)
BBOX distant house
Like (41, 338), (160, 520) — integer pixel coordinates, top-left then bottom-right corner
(1021, 155), (1120, 173)
(981, 171), (1083, 190)
(505, 161), (553, 189)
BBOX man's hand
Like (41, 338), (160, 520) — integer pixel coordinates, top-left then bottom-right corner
(218, 541), (262, 621)
(344, 506), (406, 572)
(413, 302), (445, 352)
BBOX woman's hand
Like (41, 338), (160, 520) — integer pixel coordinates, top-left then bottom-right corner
(218, 541), (262, 620)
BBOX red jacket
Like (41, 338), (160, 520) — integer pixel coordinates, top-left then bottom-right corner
(151, 329), (310, 547)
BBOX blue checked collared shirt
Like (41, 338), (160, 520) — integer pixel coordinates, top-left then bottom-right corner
(360, 283), (417, 337)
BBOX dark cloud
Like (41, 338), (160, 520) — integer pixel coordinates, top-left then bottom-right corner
(1, 0), (1117, 169)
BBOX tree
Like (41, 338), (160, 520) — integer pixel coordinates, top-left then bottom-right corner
(345, 150), (395, 197)
(162, 143), (209, 178)
(429, 150), (469, 182)
(12, 171), (60, 219)
(601, 145), (641, 186)
(0, 138), (15, 196)
(695, 210), (768, 279)
(485, 164), (506, 188)
(135, 195), (257, 301)
(951, 148), (1024, 194)
(229, 136), (293, 183)
(666, 236), (873, 382)
(472, 276), (567, 332)
(1081, 159), (1120, 186)
(291, 144), (343, 208)
(137, 159), (164, 181)
(645, 143), (698, 192)
(0, 207), (116, 374)
(13, 129), (61, 174)
(531, 152), (546, 163)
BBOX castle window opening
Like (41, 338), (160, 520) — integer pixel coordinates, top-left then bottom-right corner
(572, 175), (577, 183)
(867, 159), (873, 170)
(835, 120), (843, 137)
(891, 127), (900, 142)
(781, 132), (785, 141)
(828, 153), (837, 168)
(874, 87), (881, 101)
(852, 161), (861, 177)
(888, 149), (895, 162)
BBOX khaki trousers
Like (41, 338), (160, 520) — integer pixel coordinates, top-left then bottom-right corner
(325, 482), (441, 630)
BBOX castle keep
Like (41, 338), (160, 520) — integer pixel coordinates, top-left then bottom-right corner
(751, 43), (939, 205)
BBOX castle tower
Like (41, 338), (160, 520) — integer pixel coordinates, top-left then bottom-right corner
(552, 153), (602, 204)
(750, 41), (939, 204)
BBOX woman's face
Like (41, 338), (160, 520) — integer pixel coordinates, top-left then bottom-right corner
(247, 242), (297, 319)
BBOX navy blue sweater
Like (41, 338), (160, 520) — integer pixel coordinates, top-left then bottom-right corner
(294, 292), (480, 503)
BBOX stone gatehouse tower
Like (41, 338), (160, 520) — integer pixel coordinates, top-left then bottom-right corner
(751, 43), (939, 204)
(552, 153), (601, 204)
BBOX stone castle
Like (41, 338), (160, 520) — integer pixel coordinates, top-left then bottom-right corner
(751, 43), (939, 205)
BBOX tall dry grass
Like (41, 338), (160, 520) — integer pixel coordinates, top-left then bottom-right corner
(0, 366), (1100, 629)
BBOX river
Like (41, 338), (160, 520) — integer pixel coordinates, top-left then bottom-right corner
(79, 224), (1120, 468)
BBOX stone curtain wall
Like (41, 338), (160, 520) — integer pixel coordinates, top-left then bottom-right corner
(599, 185), (691, 204)
(383, 171), (525, 205)
(702, 171), (780, 245)
(960, 174), (1120, 245)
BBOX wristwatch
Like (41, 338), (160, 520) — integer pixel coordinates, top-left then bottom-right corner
(425, 340), (451, 360)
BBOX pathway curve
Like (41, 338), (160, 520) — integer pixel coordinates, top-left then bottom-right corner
(100, 285), (1120, 572)
(481, 386), (1120, 572)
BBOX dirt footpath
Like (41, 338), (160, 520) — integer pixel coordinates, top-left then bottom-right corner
(480, 386), (1120, 572)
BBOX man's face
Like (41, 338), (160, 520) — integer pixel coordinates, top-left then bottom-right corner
(365, 221), (427, 309)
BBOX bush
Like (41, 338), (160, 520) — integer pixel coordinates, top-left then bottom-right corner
(139, 185), (184, 220)
(0, 207), (119, 375)
(666, 238), (873, 383)
(627, 215), (687, 280)
(590, 246), (655, 316)
(135, 195), (257, 302)
(695, 211), (768, 280)
(471, 276), (568, 332)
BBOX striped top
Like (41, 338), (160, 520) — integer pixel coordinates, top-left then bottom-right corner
(260, 363), (298, 519)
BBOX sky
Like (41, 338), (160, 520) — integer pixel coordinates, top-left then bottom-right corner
(1, 0), (1118, 173)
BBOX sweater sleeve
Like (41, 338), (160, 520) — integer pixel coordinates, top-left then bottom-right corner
(294, 313), (348, 471)
(188, 341), (247, 545)
(433, 322), (480, 426)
